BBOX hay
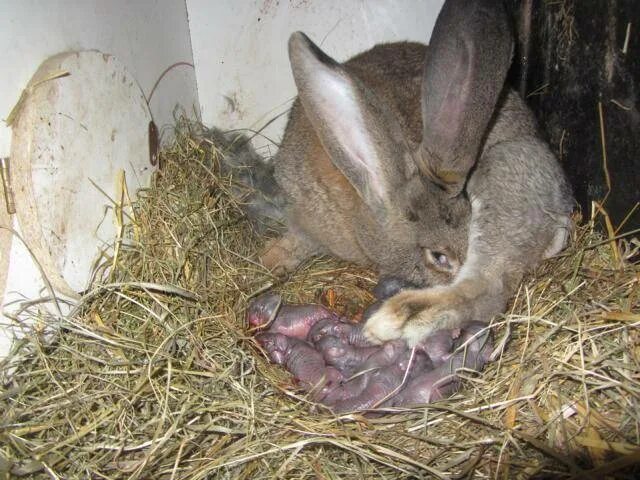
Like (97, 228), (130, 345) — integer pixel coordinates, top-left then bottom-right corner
(1, 123), (638, 479)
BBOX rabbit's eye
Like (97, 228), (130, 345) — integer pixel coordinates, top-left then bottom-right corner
(424, 249), (455, 273)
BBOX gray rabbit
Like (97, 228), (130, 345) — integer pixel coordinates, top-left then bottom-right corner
(259, 0), (573, 346)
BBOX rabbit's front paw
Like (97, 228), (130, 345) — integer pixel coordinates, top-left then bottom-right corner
(260, 237), (298, 275)
(260, 233), (316, 275)
(363, 287), (464, 347)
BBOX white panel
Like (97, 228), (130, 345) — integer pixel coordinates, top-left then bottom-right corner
(0, 0), (200, 158)
(187, 0), (445, 154)
(11, 51), (154, 293)
(0, 1), (198, 360)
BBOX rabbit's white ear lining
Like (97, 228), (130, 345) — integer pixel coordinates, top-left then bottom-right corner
(304, 70), (387, 200)
(289, 32), (395, 213)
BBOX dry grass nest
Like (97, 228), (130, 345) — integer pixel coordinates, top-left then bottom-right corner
(1, 122), (639, 479)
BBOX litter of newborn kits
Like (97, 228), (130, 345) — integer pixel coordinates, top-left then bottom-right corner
(248, 293), (492, 412)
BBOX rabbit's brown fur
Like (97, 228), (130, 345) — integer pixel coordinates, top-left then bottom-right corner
(268, 42), (471, 287)
(265, 0), (573, 346)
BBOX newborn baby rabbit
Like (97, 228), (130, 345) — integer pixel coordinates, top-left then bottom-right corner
(261, 0), (572, 346)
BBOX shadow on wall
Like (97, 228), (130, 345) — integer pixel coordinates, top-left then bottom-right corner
(506, 0), (639, 233)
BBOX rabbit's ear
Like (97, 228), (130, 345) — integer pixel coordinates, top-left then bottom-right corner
(288, 32), (406, 218)
(418, 0), (513, 196)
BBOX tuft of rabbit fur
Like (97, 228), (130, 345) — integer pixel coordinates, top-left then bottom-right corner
(202, 128), (286, 235)
(262, 0), (573, 346)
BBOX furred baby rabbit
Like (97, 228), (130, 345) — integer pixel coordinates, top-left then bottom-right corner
(261, 0), (573, 346)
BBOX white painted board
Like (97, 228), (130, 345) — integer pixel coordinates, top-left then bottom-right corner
(188, 0), (445, 155)
(1, 51), (155, 360)
(0, 0), (200, 160)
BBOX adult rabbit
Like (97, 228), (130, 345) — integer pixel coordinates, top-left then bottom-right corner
(264, 0), (573, 346)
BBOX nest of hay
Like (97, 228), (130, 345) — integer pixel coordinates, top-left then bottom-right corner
(1, 123), (638, 479)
